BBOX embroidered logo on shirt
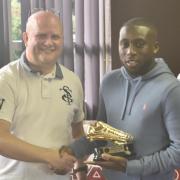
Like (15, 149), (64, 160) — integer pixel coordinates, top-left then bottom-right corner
(143, 103), (147, 111)
(60, 86), (73, 105)
(0, 98), (5, 110)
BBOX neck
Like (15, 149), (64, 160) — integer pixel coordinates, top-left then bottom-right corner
(128, 60), (156, 77)
(26, 59), (55, 75)
(141, 60), (156, 75)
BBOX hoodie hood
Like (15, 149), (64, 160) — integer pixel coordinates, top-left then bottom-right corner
(120, 58), (173, 120)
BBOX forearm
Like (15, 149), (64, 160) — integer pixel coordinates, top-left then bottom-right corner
(126, 146), (180, 176)
(0, 130), (53, 164)
(0, 130), (77, 175)
(0, 118), (54, 164)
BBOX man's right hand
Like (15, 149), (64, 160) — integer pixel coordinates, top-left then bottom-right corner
(47, 148), (76, 175)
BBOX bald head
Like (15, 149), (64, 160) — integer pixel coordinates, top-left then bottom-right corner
(26, 10), (62, 33)
(23, 10), (64, 75)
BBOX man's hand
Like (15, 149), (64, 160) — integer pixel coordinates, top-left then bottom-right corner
(85, 153), (127, 172)
(47, 148), (76, 175)
(59, 145), (75, 156)
(59, 146), (88, 179)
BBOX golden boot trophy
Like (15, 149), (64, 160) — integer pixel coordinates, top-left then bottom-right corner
(86, 121), (134, 161)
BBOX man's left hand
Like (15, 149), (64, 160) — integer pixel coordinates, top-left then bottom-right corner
(85, 153), (127, 172)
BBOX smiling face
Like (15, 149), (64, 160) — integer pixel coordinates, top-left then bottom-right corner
(23, 11), (63, 74)
(119, 25), (159, 76)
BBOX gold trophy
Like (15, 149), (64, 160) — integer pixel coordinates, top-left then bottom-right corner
(86, 121), (134, 161)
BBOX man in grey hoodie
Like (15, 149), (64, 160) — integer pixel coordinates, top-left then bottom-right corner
(64, 17), (180, 180)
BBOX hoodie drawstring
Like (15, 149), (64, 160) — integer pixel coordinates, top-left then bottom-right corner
(121, 80), (129, 120)
(128, 78), (142, 115)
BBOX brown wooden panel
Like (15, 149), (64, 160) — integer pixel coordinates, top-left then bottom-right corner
(111, 0), (180, 76)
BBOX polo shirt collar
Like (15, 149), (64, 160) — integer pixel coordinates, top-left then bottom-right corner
(20, 52), (63, 79)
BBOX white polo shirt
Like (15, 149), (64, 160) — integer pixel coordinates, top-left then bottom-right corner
(0, 53), (84, 180)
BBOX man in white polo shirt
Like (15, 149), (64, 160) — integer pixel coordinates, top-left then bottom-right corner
(0, 10), (85, 180)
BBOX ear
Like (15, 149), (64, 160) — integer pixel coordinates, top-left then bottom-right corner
(153, 41), (160, 54)
(22, 32), (28, 47)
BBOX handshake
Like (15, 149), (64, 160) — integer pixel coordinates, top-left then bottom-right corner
(47, 121), (134, 175)
(47, 145), (87, 176)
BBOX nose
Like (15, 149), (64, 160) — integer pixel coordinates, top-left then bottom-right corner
(44, 37), (54, 46)
(126, 43), (136, 55)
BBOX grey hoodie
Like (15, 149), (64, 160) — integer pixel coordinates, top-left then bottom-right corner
(70, 59), (180, 180)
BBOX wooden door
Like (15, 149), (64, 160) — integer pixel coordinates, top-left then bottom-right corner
(111, 0), (180, 76)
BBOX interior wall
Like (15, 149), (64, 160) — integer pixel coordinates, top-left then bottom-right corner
(111, 0), (180, 76)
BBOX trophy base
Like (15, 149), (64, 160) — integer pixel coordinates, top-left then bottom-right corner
(93, 144), (134, 161)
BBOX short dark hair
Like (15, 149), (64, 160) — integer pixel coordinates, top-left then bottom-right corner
(122, 17), (158, 37)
